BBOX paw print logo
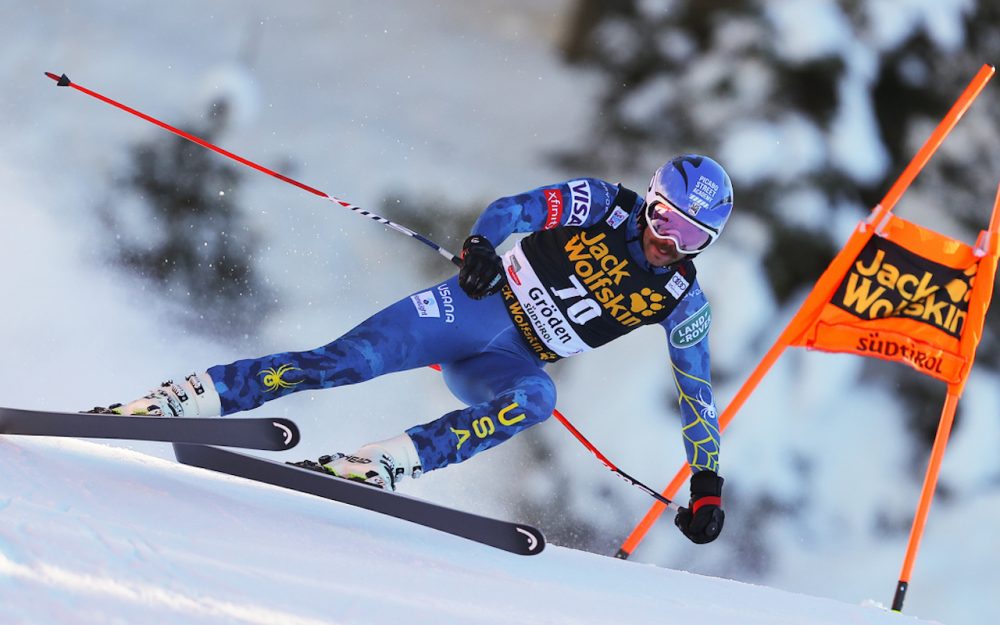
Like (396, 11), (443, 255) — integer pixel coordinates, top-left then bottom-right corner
(944, 265), (978, 304)
(630, 288), (666, 317)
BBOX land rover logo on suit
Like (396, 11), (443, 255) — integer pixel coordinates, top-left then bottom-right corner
(670, 303), (711, 348)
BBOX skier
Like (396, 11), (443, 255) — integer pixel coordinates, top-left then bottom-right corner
(102, 154), (732, 545)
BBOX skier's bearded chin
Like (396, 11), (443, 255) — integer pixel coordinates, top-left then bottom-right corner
(642, 227), (685, 267)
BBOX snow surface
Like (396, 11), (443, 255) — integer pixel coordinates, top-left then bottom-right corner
(2, 2), (998, 625)
(0, 436), (939, 625)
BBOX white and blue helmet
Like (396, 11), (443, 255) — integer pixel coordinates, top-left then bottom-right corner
(644, 155), (734, 253)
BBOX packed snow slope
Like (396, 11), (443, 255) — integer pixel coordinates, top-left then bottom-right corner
(0, 436), (938, 625)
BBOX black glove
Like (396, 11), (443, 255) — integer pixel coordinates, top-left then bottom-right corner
(458, 235), (505, 299)
(674, 470), (725, 544)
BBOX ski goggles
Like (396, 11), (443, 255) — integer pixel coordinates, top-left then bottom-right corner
(645, 196), (718, 254)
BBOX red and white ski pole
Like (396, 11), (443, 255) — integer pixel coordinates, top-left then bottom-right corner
(47, 71), (675, 510)
(550, 408), (676, 508)
(44, 72), (463, 268)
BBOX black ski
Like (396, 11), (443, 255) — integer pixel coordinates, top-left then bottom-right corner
(172, 443), (546, 555)
(0, 408), (300, 451)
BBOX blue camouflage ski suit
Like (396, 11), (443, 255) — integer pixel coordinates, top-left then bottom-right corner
(207, 178), (721, 474)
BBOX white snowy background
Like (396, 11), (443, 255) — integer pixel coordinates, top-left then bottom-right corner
(1, 2), (998, 624)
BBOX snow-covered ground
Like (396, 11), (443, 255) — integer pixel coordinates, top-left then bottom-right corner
(2, 2), (998, 625)
(0, 435), (939, 625)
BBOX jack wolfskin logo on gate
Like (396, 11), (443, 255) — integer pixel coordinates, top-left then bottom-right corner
(833, 238), (974, 338)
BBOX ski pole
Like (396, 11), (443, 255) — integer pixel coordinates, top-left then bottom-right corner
(44, 72), (463, 268)
(550, 408), (676, 508)
(48, 71), (673, 508)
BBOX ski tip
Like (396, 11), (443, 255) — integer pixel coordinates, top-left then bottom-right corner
(44, 72), (71, 86)
(516, 525), (546, 555)
(271, 418), (301, 450)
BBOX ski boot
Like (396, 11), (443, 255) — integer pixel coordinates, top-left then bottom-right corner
(86, 372), (222, 418)
(290, 433), (423, 491)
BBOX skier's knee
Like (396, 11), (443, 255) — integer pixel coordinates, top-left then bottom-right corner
(507, 375), (557, 427)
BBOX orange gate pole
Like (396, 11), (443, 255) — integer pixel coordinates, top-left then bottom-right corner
(891, 392), (961, 611)
(616, 64), (995, 560)
(893, 181), (1000, 611)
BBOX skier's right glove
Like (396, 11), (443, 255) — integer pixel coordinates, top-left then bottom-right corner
(674, 469), (725, 544)
(458, 235), (504, 299)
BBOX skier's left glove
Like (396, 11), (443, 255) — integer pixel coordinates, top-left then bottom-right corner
(458, 235), (505, 299)
(674, 470), (725, 544)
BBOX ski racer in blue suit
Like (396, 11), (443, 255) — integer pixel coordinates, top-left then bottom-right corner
(108, 155), (734, 544)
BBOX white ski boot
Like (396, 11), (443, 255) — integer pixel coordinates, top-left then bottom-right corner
(292, 434), (423, 491)
(95, 372), (222, 418)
